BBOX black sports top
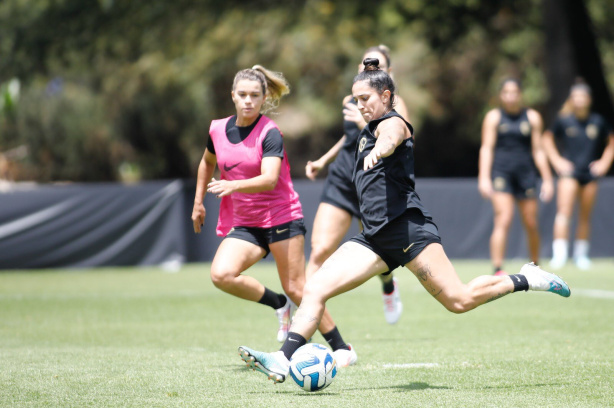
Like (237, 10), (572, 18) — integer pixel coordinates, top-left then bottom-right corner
(493, 108), (534, 172)
(328, 99), (362, 183)
(353, 110), (430, 237)
(207, 115), (284, 158)
(550, 112), (612, 172)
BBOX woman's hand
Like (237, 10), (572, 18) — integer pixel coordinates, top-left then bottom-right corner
(589, 159), (609, 177)
(553, 157), (574, 177)
(305, 159), (324, 181)
(539, 179), (554, 203)
(207, 178), (237, 197)
(478, 177), (493, 199)
(343, 103), (367, 129)
(363, 148), (382, 170)
(192, 203), (206, 233)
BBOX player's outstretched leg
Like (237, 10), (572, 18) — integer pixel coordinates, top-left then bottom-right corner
(238, 346), (289, 383)
(519, 262), (571, 297)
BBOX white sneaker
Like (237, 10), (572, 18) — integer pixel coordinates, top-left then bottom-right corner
(382, 277), (403, 324)
(238, 347), (289, 383)
(574, 256), (591, 271)
(275, 295), (296, 343)
(333, 343), (357, 367)
(519, 262), (571, 297)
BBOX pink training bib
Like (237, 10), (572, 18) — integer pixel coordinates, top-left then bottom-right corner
(209, 115), (303, 236)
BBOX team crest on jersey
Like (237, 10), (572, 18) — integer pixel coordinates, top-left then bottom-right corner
(494, 177), (506, 191)
(498, 123), (509, 133)
(520, 121), (531, 136)
(586, 124), (598, 140)
(358, 137), (367, 152)
(565, 127), (578, 137)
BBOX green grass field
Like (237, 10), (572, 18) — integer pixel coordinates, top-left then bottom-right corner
(1, 260), (613, 407)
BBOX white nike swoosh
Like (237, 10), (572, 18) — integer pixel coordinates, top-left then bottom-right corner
(288, 338), (299, 342)
(514, 276), (520, 282)
(276, 228), (289, 234)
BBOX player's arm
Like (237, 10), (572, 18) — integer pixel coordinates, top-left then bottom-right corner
(305, 135), (346, 180)
(590, 133), (614, 177)
(208, 129), (283, 196)
(192, 148), (217, 233)
(363, 117), (407, 170)
(528, 110), (553, 202)
(478, 109), (499, 199)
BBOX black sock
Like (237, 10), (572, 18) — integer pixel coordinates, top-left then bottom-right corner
(258, 287), (286, 310)
(280, 332), (307, 360)
(322, 326), (349, 351)
(509, 274), (529, 292)
(382, 277), (395, 295)
(494, 266), (502, 274)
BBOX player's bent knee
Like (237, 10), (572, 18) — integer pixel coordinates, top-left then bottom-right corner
(210, 268), (236, 290)
(302, 279), (329, 305)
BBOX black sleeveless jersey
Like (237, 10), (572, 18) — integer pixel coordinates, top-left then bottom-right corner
(493, 108), (534, 173)
(353, 110), (430, 237)
(328, 99), (361, 183)
(550, 112), (612, 171)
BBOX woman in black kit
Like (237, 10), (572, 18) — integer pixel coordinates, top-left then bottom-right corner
(305, 45), (409, 325)
(543, 82), (614, 270)
(238, 60), (570, 384)
(478, 78), (554, 275)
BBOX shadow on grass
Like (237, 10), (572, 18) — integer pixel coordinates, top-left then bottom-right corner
(344, 382), (452, 392)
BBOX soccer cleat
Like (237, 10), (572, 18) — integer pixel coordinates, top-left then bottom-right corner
(238, 346), (289, 383)
(519, 262), (571, 298)
(574, 256), (591, 271)
(382, 277), (403, 324)
(275, 295), (296, 343)
(494, 270), (507, 277)
(333, 343), (358, 368)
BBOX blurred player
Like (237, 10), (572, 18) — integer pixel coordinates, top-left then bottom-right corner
(238, 59), (570, 384)
(192, 65), (356, 365)
(542, 82), (614, 270)
(305, 45), (409, 324)
(478, 78), (553, 275)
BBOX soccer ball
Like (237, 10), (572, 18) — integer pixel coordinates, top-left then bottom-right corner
(289, 343), (337, 392)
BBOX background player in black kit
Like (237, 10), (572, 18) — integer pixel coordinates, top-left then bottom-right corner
(305, 45), (409, 325)
(238, 60), (570, 384)
(543, 82), (614, 270)
(479, 78), (554, 275)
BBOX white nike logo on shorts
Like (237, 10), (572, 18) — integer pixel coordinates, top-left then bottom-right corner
(276, 228), (289, 234)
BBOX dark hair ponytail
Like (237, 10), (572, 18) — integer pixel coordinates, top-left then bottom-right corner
(353, 58), (396, 109)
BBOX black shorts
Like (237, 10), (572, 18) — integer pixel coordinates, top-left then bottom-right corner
(566, 168), (597, 186)
(320, 174), (361, 218)
(225, 219), (306, 257)
(492, 167), (537, 199)
(349, 208), (442, 272)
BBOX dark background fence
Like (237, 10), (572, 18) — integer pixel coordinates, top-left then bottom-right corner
(1, 178), (612, 269)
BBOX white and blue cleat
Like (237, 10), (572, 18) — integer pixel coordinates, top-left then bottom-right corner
(520, 262), (571, 298)
(238, 346), (289, 384)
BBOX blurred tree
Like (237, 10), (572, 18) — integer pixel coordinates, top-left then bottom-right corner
(0, 0), (612, 181)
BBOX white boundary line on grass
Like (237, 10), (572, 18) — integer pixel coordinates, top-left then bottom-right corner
(382, 363), (440, 369)
(571, 288), (614, 300)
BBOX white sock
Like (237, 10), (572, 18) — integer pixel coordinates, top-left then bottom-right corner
(573, 240), (590, 259)
(552, 239), (568, 262)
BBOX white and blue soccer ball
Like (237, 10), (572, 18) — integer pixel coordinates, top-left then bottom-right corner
(289, 343), (337, 392)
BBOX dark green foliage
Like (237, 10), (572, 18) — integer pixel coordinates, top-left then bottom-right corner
(0, 0), (612, 181)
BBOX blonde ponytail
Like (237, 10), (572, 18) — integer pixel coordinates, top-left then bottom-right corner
(251, 65), (290, 113)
